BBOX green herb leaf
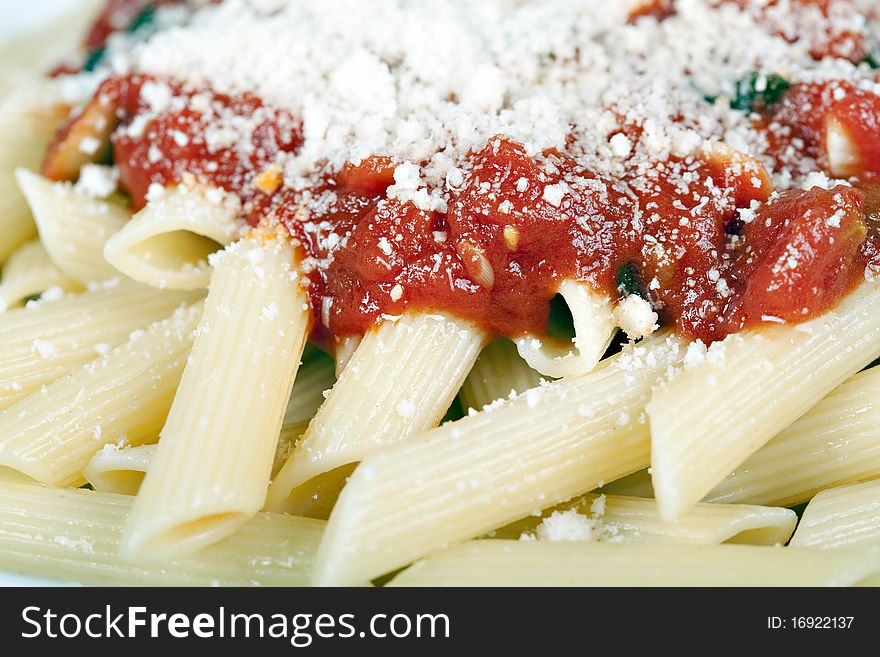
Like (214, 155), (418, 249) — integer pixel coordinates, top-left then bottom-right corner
(616, 262), (645, 298)
(82, 46), (107, 72)
(82, 5), (158, 74)
(128, 6), (158, 35)
(864, 53), (880, 70)
(729, 71), (791, 112)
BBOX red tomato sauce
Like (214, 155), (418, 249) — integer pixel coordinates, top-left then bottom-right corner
(43, 74), (879, 345)
(770, 81), (880, 179)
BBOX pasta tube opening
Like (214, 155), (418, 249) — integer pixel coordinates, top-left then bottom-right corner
(127, 230), (223, 273)
(103, 185), (243, 290)
(514, 279), (616, 379)
(134, 512), (250, 559)
(83, 444), (155, 496)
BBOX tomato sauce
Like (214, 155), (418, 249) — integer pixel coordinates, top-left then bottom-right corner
(770, 81), (880, 179)
(43, 68), (880, 345)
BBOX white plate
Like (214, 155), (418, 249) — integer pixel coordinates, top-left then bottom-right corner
(0, 0), (81, 40)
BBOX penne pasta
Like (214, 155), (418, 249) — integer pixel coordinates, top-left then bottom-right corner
(706, 365), (880, 507)
(514, 280), (617, 378)
(0, 304), (201, 486)
(15, 169), (130, 283)
(83, 444), (156, 496)
(0, 281), (199, 411)
(0, 479), (325, 587)
(122, 233), (311, 559)
(789, 480), (880, 549)
(103, 184), (243, 290)
(604, 365), (880, 506)
(388, 540), (880, 587)
(649, 282), (880, 521)
(0, 240), (80, 311)
(85, 422), (310, 496)
(266, 312), (486, 514)
(497, 494), (797, 546)
(333, 335), (361, 377)
(7, 0), (880, 591)
(459, 338), (542, 412)
(0, 84), (70, 264)
(311, 333), (685, 586)
(271, 422), (310, 477)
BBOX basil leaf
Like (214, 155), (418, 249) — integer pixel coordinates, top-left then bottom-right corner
(616, 262), (645, 298)
(729, 71), (791, 112)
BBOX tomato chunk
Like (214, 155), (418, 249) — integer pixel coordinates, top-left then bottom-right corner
(731, 186), (867, 327)
(336, 156), (396, 197)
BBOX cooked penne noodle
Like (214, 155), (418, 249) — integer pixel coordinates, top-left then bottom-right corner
(0, 240), (80, 311)
(271, 422), (310, 477)
(514, 280), (616, 379)
(649, 282), (880, 521)
(789, 480), (880, 550)
(604, 366), (880, 506)
(0, 304), (201, 486)
(0, 84), (69, 264)
(0, 281), (199, 411)
(122, 233), (311, 559)
(333, 335), (361, 377)
(706, 366), (880, 507)
(0, 470), (32, 484)
(266, 312), (486, 514)
(311, 334), (685, 586)
(104, 184), (243, 290)
(83, 444), (155, 496)
(283, 349), (335, 425)
(459, 338), (542, 412)
(85, 422), (310, 496)
(15, 169), (130, 283)
(0, 479), (325, 586)
(7, 0), (880, 591)
(388, 541), (880, 587)
(496, 494), (797, 546)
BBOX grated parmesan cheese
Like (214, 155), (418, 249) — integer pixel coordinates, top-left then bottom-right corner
(60, 0), (880, 343)
(533, 509), (594, 543)
(613, 295), (659, 340)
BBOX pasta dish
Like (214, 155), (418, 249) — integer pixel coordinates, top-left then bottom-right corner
(1, 0), (880, 586)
